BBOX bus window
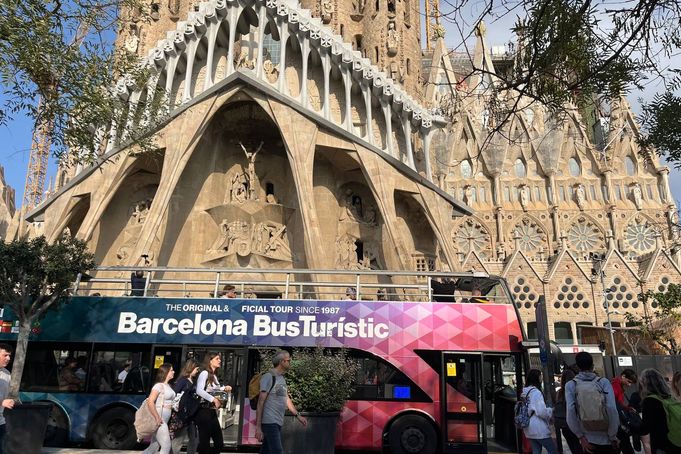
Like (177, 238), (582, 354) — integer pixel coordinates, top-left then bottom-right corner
(21, 343), (90, 392)
(349, 350), (431, 402)
(90, 344), (151, 393)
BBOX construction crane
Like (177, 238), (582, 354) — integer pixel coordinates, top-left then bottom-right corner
(424, 0), (442, 51)
(22, 103), (53, 211)
(21, 22), (91, 211)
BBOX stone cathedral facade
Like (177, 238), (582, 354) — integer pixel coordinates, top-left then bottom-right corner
(16, 0), (681, 350)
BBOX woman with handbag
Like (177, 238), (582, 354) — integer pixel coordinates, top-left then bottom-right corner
(521, 369), (557, 454)
(195, 352), (233, 454)
(143, 363), (176, 454)
(171, 359), (200, 454)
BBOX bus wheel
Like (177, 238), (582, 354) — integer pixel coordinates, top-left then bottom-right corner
(388, 415), (437, 454)
(91, 407), (137, 450)
(44, 403), (69, 447)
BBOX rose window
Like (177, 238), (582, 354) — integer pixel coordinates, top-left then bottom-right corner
(514, 220), (544, 252)
(454, 221), (490, 257)
(625, 220), (657, 252)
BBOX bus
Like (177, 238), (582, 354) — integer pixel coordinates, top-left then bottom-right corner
(0, 268), (526, 454)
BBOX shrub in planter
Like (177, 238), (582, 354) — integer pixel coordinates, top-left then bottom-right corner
(281, 347), (359, 454)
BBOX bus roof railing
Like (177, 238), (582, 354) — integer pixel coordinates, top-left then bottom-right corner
(74, 266), (513, 304)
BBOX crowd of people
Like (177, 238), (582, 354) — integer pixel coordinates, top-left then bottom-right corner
(520, 351), (681, 454)
(141, 349), (306, 454)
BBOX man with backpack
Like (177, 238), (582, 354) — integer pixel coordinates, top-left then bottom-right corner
(255, 350), (307, 454)
(611, 369), (639, 454)
(566, 352), (620, 454)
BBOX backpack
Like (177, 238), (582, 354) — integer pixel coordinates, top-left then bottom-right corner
(248, 372), (275, 411)
(573, 377), (609, 431)
(176, 388), (202, 423)
(514, 387), (537, 429)
(134, 399), (159, 441)
(648, 395), (681, 447)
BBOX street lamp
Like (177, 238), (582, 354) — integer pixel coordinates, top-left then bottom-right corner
(591, 257), (617, 356)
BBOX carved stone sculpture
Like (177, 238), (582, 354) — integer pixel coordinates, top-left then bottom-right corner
(575, 184), (586, 211)
(124, 24), (140, 54)
(229, 172), (248, 204)
(321, 0), (334, 23)
(208, 219), (291, 261)
(352, 0), (365, 16)
(463, 185), (474, 205)
(387, 22), (399, 56)
(132, 198), (152, 224)
(263, 60), (279, 83)
(519, 185), (530, 211)
(632, 183), (643, 210)
(239, 141), (263, 201)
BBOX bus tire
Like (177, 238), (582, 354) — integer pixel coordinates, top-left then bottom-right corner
(387, 414), (437, 454)
(91, 407), (137, 450)
(43, 403), (69, 447)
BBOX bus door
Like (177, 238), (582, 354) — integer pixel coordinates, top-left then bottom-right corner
(441, 352), (485, 454)
(185, 347), (247, 446)
(151, 345), (184, 378)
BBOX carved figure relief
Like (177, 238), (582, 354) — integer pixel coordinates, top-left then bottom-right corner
(335, 234), (379, 269)
(463, 185), (474, 205)
(124, 24), (140, 54)
(321, 0), (334, 23)
(519, 185), (530, 211)
(229, 172), (248, 204)
(263, 60), (279, 83)
(575, 183), (586, 210)
(116, 197), (154, 263)
(631, 183), (643, 210)
(351, 0), (365, 16)
(240, 141), (263, 201)
(168, 0), (181, 18)
(387, 22), (399, 56)
(339, 189), (378, 225)
(389, 61), (401, 83)
(209, 219), (291, 261)
(132, 198), (153, 224)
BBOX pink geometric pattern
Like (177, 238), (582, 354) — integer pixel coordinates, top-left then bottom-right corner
(242, 303), (522, 449)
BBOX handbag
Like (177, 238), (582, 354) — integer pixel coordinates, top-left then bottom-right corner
(619, 408), (642, 435)
(177, 387), (202, 422)
(134, 387), (165, 442)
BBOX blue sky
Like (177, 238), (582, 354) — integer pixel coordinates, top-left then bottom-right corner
(1, 5), (679, 210)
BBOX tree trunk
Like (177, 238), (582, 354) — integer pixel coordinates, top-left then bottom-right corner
(9, 319), (31, 399)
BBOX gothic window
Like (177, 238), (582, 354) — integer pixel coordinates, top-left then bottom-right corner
(514, 158), (527, 178)
(504, 186), (510, 202)
(512, 276), (538, 309)
(460, 159), (473, 178)
(602, 185), (609, 201)
(266, 182), (275, 196)
(625, 218), (657, 253)
(625, 155), (637, 176)
(568, 157), (581, 177)
(590, 185), (597, 200)
(374, 47), (379, 64)
(554, 322), (574, 344)
(615, 185), (622, 200)
(559, 186), (566, 201)
(406, 58), (411, 75)
(646, 184), (654, 199)
(606, 276), (637, 310)
(512, 186), (519, 201)
(470, 187), (477, 202)
(414, 255), (435, 272)
(453, 220), (491, 258)
(479, 186), (486, 202)
(526, 322), (537, 339)
(567, 217), (604, 255)
(534, 186), (542, 201)
(659, 183), (667, 202)
(555, 277), (589, 309)
(514, 219), (546, 253)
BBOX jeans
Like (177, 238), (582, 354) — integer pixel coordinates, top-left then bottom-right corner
(260, 423), (283, 454)
(195, 408), (223, 454)
(170, 420), (198, 454)
(143, 422), (172, 454)
(530, 437), (558, 454)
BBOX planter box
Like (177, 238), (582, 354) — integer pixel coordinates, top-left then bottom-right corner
(4, 403), (51, 454)
(282, 411), (339, 454)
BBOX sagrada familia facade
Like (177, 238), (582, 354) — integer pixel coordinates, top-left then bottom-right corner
(2, 0), (680, 350)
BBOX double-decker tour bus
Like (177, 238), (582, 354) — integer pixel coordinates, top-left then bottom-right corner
(0, 268), (525, 454)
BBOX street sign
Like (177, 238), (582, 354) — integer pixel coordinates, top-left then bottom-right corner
(617, 356), (633, 367)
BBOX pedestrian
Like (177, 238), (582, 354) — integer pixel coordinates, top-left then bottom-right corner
(521, 369), (557, 454)
(671, 371), (681, 402)
(58, 356), (83, 391)
(566, 351), (620, 454)
(118, 361), (132, 385)
(611, 369), (638, 454)
(171, 359), (200, 454)
(195, 352), (232, 454)
(0, 344), (15, 453)
(638, 368), (681, 454)
(555, 367), (582, 454)
(255, 350), (307, 454)
(143, 363), (176, 454)
(131, 270), (146, 296)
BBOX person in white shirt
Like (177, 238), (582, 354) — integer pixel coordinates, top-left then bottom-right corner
(117, 362), (131, 385)
(195, 352), (232, 454)
(521, 369), (557, 454)
(0, 344), (15, 453)
(143, 363), (176, 454)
